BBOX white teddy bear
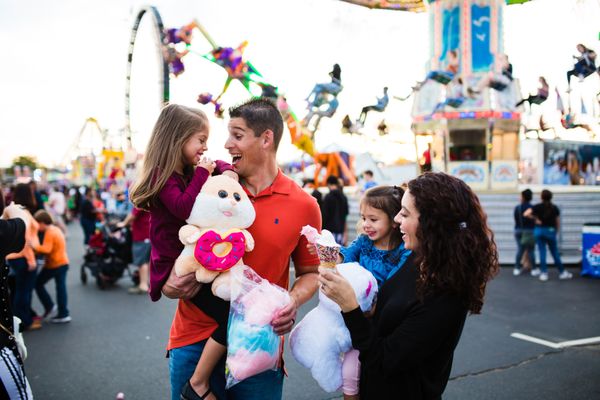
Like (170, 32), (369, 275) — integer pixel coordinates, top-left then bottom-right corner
(173, 175), (255, 300)
(289, 262), (378, 393)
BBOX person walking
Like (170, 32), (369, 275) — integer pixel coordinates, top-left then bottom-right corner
(118, 208), (151, 294)
(319, 172), (498, 399)
(1, 199), (35, 398)
(79, 188), (98, 245)
(513, 189), (536, 276)
(161, 98), (321, 400)
(46, 185), (68, 234)
(6, 183), (41, 331)
(29, 210), (71, 323)
(361, 170), (377, 193)
(525, 189), (573, 281)
(322, 175), (349, 245)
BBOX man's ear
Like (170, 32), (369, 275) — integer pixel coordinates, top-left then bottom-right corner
(262, 129), (274, 149)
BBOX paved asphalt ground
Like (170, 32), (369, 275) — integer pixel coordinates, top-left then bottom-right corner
(23, 223), (600, 400)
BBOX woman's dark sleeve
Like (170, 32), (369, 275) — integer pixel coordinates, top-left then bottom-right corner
(342, 294), (466, 378)
(190, 283), (230, 345)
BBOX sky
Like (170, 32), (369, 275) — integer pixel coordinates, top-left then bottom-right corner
(0, 0), (599, 168)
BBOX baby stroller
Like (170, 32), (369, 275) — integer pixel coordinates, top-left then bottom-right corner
(81, 221), (137, 289)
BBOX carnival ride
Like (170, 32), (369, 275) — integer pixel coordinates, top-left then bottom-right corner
(343, 0), (600, 191)
(122, 2), (599, 189)
(124, 6), (356, 186)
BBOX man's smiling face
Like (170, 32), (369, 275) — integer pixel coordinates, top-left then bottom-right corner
(224, 117), (265, 178)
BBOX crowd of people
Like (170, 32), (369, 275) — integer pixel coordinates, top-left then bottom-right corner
(0, 178), (152, 397)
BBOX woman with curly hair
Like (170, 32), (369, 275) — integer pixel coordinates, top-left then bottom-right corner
(319, 172), (498, 399)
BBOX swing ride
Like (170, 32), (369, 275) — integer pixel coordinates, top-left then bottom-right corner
(338, 0), (600, 266)
(343, 0), (599, 191)
(122, 2), (599, 192)
(124, 6), (356, 186)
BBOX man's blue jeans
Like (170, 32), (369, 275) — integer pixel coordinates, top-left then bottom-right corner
(534, 226), (564, 273)
(169, 340), (284, 400)
(514, 230), (535, 270)
(35, 265), (69, 318)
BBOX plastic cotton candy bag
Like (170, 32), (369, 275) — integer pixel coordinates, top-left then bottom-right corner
(225, 264), (291, 389)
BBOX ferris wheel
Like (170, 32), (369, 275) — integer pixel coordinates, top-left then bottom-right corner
(124, 6), (170, 152)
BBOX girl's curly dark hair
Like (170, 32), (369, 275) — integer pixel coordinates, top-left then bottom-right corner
(407, 172), (498, 314)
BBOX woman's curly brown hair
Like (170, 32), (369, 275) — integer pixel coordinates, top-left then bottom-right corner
(407, 172), (498, 314)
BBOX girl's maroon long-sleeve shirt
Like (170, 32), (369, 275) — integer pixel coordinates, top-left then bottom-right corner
(148, 160), (232, 301)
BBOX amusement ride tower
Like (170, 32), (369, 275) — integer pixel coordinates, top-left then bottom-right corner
(411, 0), (522, 190)
(344, 0), (531, 190)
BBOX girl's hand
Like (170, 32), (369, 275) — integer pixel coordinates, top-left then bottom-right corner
(318, 268), (359, 313)
(197, 157), (216, 174)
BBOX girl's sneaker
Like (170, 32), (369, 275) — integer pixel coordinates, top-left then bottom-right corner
(558, 271), (573, 280)
(539, 273), (549, 282)
(530, 268), (541, 277)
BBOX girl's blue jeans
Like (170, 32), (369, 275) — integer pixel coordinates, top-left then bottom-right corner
(534, 226), (565, 273)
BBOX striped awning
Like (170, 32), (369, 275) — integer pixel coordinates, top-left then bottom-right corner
(339, 0), (427, 12)
(339, 0), (534, 12)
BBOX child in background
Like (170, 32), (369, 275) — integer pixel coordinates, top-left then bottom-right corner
(29, 210), (71, 323)
(310, 185), (411, 400)
(117, 208), (151, 294)
(129, 103), (236, 400)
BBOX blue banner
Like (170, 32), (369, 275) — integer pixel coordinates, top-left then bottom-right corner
(440, 7), (460, 65)
(471, 5), (493, 72)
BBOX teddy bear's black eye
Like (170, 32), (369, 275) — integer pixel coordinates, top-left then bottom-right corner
(218, 190), (228, 198)
(233, 193), (241, 202)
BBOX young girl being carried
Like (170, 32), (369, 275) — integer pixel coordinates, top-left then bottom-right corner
(311, 185), (411, 400)
(129, 103), (236, 400)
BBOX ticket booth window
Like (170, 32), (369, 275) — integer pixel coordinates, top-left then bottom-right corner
(449, 129), (487, 161)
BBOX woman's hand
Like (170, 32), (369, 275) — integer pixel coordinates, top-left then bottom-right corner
(318, 268), (359, 313)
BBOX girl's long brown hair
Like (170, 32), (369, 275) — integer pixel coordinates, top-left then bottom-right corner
(407, 172), (498, 314)
(129, 104), (209, 210)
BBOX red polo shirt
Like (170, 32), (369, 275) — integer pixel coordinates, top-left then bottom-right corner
(168, 170), (321, 350)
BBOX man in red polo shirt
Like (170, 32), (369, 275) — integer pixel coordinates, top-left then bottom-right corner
(163, 98), (321, 400)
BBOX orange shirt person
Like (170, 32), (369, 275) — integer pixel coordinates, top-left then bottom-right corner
(29, 210), (71, 323)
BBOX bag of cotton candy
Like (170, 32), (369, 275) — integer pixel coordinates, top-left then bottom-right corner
(225, 264), (291, 388)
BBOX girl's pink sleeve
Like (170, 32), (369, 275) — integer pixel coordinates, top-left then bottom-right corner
(158, 169), (210, 220)
(215, 160), (233, 174)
